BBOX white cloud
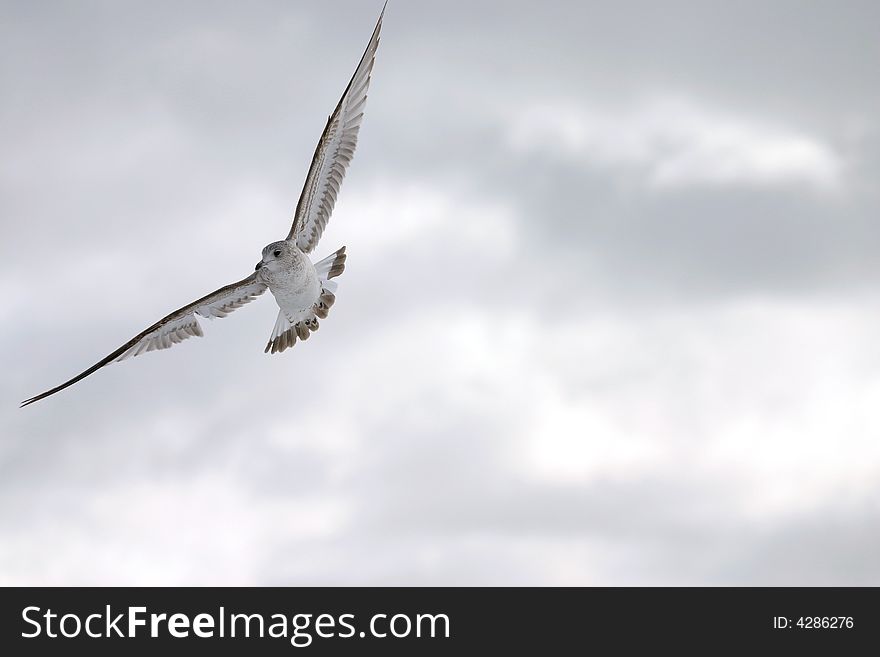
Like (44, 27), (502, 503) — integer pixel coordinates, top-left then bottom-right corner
(509, 97), (843, 191)
(4, 287), (880, 585)
(323, 179), (519, 260)
(521, 297), (880, 514)
(0, 473), (349, 586)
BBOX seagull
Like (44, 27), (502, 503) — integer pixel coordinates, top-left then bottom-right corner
(21, 6), (385, 407)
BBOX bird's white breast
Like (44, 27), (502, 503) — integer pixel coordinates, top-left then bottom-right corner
(262, 251), (321, 323)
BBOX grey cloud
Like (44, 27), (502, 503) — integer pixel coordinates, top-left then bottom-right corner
(2, 0), (878, 586)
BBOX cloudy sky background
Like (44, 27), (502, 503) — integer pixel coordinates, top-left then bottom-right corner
(2, 0), (879, 584)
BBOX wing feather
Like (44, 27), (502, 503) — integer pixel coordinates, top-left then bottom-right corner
(287, 5), (384, 252)
(20, 274), (267, 406)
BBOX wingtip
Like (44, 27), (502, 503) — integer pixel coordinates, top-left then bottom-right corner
(20, 389), (53, 407)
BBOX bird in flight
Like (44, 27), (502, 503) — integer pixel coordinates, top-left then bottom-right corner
(21, 7), (385, 407)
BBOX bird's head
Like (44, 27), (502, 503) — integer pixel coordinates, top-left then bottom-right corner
(256, 240), (293, 273)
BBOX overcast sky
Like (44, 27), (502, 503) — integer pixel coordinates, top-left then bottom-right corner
(2, 0), (879, 585)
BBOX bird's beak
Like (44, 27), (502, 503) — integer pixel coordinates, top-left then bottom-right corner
(255, 261), (263, 271)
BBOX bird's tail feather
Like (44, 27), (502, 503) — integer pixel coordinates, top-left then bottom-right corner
(314, 245), (346, 280)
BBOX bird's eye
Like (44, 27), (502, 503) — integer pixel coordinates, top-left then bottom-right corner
(273, 249), (282, 257)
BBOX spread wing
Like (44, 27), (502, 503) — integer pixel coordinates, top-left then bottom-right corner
(20, 274), (267, 407)
(287, 5), (384, 252)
